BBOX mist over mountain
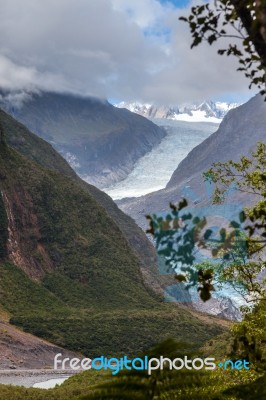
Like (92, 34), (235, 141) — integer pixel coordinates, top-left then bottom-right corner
(0, 90), (166, 188)
(115, 100), (240, 123)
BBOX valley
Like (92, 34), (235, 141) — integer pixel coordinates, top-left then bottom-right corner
(117, 95), (265, 229)
(0, 108), (225, 366)
(0, 0), (265, 397)
(113, 95), (266, 319)
(0, 93), (264, 398)
(103, 119), (218, 199)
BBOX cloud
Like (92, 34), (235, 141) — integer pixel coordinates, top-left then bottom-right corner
(0, 0), (255, 104)
(0, 54), (72, 93)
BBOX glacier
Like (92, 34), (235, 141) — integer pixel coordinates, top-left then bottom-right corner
(103, 120), (218, 200)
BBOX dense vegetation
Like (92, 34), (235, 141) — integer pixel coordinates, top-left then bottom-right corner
(0, 108), (167, 292)
(0, 260), (222, 357)
(0, 340), (265, 399)
(0, 141), (224, 357)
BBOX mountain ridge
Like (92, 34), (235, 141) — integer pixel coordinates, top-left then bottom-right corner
(0, 90), (166, 188)
(115, 100), (240, 123)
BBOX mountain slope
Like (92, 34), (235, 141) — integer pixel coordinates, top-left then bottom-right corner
(0, 91), (166, 188)
(0, 108), (171, 296)
(116, 94), (265, 319)
(118, 94), (265, 229)
(0, 122), (224, 356)
(0, 318), (78, 369)
(167, 94), (265, 188)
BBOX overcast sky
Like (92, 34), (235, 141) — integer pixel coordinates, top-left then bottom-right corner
(0, 0), (255, 105)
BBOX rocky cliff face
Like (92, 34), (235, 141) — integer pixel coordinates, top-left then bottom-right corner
(0, 91), (166, 188)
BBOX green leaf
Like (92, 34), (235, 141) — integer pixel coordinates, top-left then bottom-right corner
(230, 221), (240, 229)
(204, 229), (213, 240)
(239, 211), (246, 223)
(207, 34), (216, 45)
(175, 274), (187, 282)
(199, 288), (211, 302)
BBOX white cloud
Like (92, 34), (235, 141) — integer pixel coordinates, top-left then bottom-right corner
(112, 0), (165, 29)
(0, 0), (255, 104)
(0, 54), (71, 92)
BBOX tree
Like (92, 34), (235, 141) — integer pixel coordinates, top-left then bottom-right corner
(180, 1), (266, 96)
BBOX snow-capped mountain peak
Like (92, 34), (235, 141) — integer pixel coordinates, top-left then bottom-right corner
(115, 100), (240, 123)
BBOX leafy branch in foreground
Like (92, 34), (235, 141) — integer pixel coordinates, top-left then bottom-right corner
(147, 142), (266, 303)
(180, 1), (266, 96)
(146, 198), (245, 302)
